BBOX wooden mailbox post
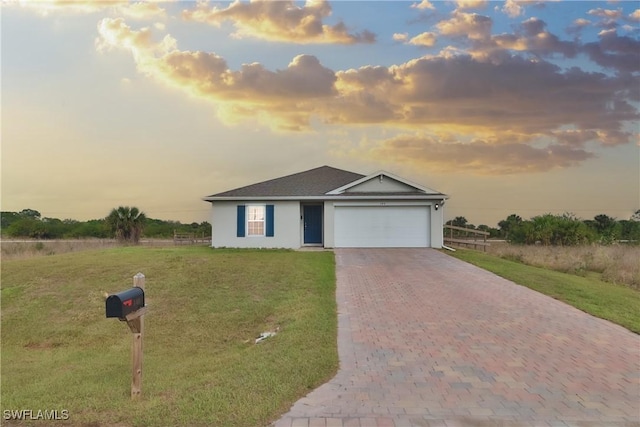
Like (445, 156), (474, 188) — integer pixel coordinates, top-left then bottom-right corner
(128, 273), (145, 399)
(105, 272), (147, 399)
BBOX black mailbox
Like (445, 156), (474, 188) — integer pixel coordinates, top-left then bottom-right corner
(106, 287), (145, 319)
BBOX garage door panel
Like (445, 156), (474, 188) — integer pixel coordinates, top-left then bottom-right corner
(335, 206), (430, 248)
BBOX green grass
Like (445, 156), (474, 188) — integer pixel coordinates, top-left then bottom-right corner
(1, 246), (338, 427)
(446, 248), (640, 334)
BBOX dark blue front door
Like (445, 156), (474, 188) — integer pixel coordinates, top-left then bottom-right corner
(303, 205), (323, 244)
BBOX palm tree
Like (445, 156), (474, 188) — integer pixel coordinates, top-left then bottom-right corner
(106, 206), (146, 244)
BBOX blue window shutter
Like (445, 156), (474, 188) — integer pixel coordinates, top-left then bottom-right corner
(266, 205), (274, 237)
(237, 205), (245, 237)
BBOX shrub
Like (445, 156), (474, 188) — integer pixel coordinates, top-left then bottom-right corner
(508, 213), (595, 246)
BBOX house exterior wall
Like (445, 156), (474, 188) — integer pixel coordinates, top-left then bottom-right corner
(431, 205), (444, 248)
(324, 202), (336, 248)
(210, 199), (444, 249)
(210, 201), (301, 248)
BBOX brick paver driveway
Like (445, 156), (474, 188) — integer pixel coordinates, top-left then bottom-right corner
(274, 249), (640, 427)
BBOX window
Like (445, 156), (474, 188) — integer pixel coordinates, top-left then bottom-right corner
(247, 205), (265, 236)
(237, 204), (274, 237)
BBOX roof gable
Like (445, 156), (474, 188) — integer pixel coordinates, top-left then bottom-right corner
(326, 171), (444, 196)
(345, 176), (416, 193)
(206, 166), (364, 198)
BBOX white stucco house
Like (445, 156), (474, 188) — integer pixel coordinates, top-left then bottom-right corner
(203, 166), (448, 249)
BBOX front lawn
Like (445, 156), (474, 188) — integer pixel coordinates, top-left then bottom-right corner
(1, 246), (338, 426)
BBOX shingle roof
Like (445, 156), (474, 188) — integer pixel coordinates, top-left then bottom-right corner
(208, 166), (365, 198)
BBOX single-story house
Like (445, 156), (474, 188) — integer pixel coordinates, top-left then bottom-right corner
(203, 166), (448, 249)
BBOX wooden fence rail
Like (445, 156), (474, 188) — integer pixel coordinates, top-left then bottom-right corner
(173, 232), (211, 245)
(443, 225), (490, 252)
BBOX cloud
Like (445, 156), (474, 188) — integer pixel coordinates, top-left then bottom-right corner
(455, 0), (488, 11)
(630, 10), (640, 22)
(582, 30), (640, 73)
(431, 11), (579, 62)
(588, 7), (623, 20)
(7, 0), (126, 15)
(96, 17), (337, 131)
(96, 18), (639, 172)
(329, 53), (638, 135)
(587, 7), (623, 29)
(411, 1), (435, 10)
(364, 134), (596, 175)
(552, 129), (633, 147)
(117, 2), (167, 21)
(7, 0), (168, 19)
(436, 11), (493, 41)
(521, 17), (546, 36)
(181, 0), (375, 45)
(393, 33), (409, 42)
(566, 18), (592, 35)
(499, 1), (544, 18)
(573, 18), (592, 27)
(408, 32), (437, 47)
(427, 15), (579, 62)
(97, 18), (336, 98)
(96, 17), (159, 53)
(492, 18), (578, 58)
(394, 31), (437, 48)
(501, 0), (524, 18)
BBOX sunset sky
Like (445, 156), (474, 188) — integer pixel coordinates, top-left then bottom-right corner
(2, 0), (639, 228)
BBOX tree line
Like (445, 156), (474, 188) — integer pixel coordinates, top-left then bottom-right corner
(446, 211), (640, 245)
(3, 207), (639, 246)
(1, 208), (210, 242)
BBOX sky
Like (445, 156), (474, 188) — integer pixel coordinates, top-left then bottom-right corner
(2, 0), (639, 228)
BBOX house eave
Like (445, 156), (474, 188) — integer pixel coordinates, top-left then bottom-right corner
(203, 194), (448, 202)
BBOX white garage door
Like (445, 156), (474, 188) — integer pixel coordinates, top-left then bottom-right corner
(334, 205), (430, 248)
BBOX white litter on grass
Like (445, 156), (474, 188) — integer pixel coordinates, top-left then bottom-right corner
(254, 329), (279, 344)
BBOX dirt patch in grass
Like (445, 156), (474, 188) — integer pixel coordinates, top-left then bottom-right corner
(23, 341), (62, 350)
(0, 239), (176, 261)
